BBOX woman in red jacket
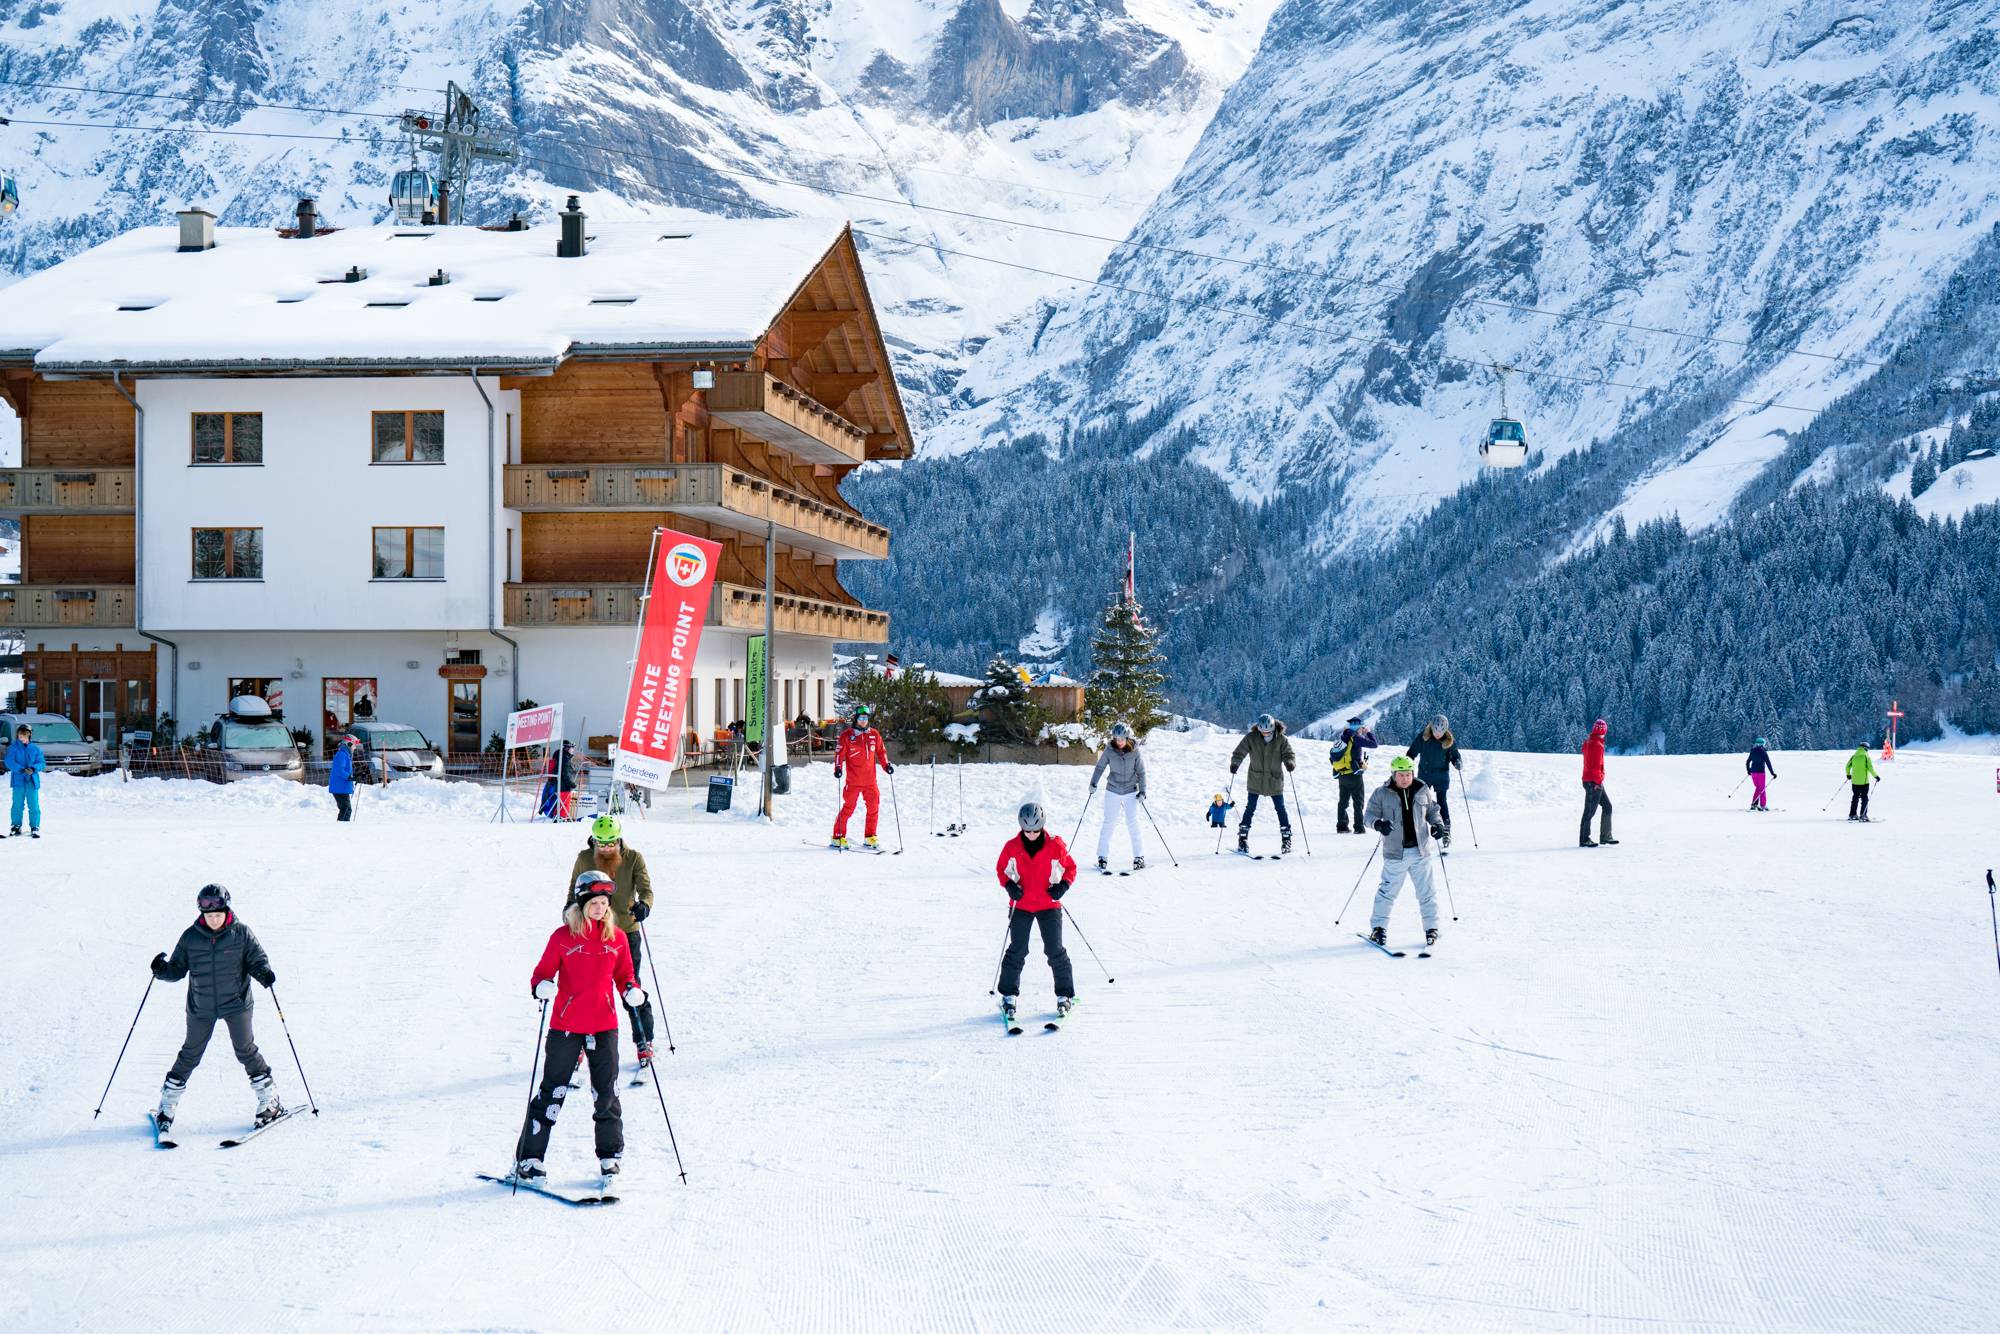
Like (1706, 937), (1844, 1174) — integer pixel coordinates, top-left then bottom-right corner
(513, 871), (643, 1182)
(1579, 718), (1618, 847)
(994, 801), (1079, 1026)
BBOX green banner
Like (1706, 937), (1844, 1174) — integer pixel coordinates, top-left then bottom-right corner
(746, 635), (767, 739)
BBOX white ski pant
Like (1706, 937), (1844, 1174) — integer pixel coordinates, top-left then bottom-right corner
(1370, 851), (1439, 932)
(1097, 790), (1144, 862)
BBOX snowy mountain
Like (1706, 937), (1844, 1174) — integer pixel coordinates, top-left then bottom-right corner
(0, 0), (1279, 433)
(932, 0), (2000, 543)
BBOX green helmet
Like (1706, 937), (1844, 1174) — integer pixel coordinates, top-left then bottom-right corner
(1389, 755), (1416, 774)
(590, 814), (621, 844)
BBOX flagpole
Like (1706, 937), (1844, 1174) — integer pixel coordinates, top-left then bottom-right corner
(612, 527), (666, 813)
(762, 518), (777, 820)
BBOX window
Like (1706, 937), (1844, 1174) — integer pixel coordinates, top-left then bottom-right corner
(228, 677), (280, 703)
(372, 410), (444, 463)
(449, 681), (481, 755)
(192, 412), (263, 464)
(323, 677), (379, 751)
(193, 527), (263, 579)
(372, 526), (444, 579)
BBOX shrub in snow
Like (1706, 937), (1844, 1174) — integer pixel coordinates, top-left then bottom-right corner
(971, 654), (1043, 745)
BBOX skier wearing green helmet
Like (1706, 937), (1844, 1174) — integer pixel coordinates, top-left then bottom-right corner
(566, 812), (658, 1069)
(1362, 754), (1446, 949)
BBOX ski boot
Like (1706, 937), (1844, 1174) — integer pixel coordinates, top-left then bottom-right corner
(1056, 996), (1077, 1019)
(636, 1040), (654, 1071)
(1236, 828), (1249, 854)
(250, 1073), (285, 1126)
(1132, 856), (1145, 872)
(512, 1158), (547, 1182)
(1281, 828), (1293, 855)
(597, 1157), (622, 1178)
(1601, 837), (1620, 845)
(1369, 927), (1389, 947)
(1425, 927), (1440, 947)
(830, 836), (848, 850)
(1579, 837), (1598, 847)
(865, 835), (880, 850)
(155, 1077), (186, 1134)
(999, 995), (1020, 1031)
(1097, 856), (1110, 873)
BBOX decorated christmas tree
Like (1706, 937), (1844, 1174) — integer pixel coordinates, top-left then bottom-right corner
(1085, 585), (1170, 738)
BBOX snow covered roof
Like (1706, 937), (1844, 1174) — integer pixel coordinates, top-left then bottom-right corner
(3, 212), (852, 374)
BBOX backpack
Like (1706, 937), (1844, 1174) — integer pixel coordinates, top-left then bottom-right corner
(1331, 734), (1358, 774)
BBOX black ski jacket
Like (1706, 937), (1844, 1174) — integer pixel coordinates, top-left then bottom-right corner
(157, 915), (271, 1019)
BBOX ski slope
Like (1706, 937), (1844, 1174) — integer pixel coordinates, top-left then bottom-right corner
(2, 732), (1998, 1331)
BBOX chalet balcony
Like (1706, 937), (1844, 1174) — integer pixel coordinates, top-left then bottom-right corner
(504, 581), (889, 642)
(0, 468), (136, 515)
(706, 371), (868, 466)
(0, 584), (137, 628)
(503, 464), (888, 560)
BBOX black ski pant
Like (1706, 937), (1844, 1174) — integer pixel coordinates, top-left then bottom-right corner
(1848, 784), (1871, 819)
(518, 1028), (623, 1163)
(1580, 783), (1613, 843)
(623, 930), (656, 1046)
(1431, 782), (1453, 830)
(999, 907), (1075, 1000)
(1238, 791), (1290, 832)
(166, 1009), (270, 1084)
(333, 793), (352, 822)
(1335, 773), (1366, 831)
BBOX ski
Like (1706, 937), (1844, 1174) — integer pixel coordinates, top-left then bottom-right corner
(999, 1005), (1023, 1036)
(219, 1107), (305, 1148)
(1355, 932), (1405, 958)
(1043, 1017), (1063, 1032)
(805, 839), (885, 853)
(147, 1112), (179, 1150)
(476, 1172), (619, 1207)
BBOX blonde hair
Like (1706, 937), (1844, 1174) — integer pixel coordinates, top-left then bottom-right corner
(564, 898), (619, 941)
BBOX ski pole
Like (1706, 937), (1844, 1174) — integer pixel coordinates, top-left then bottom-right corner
(1060, 905), (1115, 984)
(1334, 842), (1380, 925)
(929, 756), (939, 837)
(1214, 773), (1235, 855)
(639, 921), (676, 1055)
(1068, 783), (1098, 848)
(888, 767), (905, 854)
(1986, 870), (1997, 982)
(516, 999), (548, 1194)
(1820, 779), (1850, 813)
(267, 987), (319, 1116)
(1137, 796), (1179, 867)
(989, 906), (1015, 995)
(1726, 775), (1747, 801)
(1289, 771), (1313, 855)
(955, 749), (967, 833)
(1435, 847), (1459, 922)
(642, 1055), (690, 1183)
(92, 976), (154, 1120)
(1459, 788), (1481, 848)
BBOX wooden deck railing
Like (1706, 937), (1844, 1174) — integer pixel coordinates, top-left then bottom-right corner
(0, 468), (136, 514)
(502, 464), (888, 558)
(707, 372), (867, 466)
(504, 581), (888, 641)
(0, 584), (137, 628)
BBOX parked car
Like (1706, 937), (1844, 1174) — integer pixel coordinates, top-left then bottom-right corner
(199, 696), (306, 783)
(347, 720), (447, 782)
(0, 711), (107, 777)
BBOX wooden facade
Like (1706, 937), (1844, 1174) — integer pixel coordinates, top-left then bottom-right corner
(15, 642), (157, 743)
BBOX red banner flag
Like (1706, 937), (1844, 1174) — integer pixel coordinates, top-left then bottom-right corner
(614, 529), (723, 790)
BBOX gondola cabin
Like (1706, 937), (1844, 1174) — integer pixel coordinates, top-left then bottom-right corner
(389, 168), (438, 225)
(1480, 416), (1528, 469)
(0, 171), (19, 216)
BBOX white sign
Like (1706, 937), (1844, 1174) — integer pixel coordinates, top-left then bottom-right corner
(505, 703), (564, 750)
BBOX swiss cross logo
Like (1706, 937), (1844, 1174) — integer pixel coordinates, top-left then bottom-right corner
(665, 542), (708, 588)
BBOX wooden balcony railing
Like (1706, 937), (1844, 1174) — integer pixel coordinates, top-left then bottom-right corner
(0, 468), (136, 514)
(0, 584), (137, 628)
(503, 464), (889, 559)
(707, 372), (867, 466)
(504, 581), (889, 642)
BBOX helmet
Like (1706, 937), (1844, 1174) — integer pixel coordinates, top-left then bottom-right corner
(196, 884), (231, 912)
(1109, 722), (1134, 744)
(1389, 755), (1416, 774)
(1255, 713), (1275, 734)
(1432, 714), (1449, 733)
(852, 703), (873, 722)
(590, 814), (622, 844)
(1017, 801), (1046, 833)
(1212, 792), (1226, 804)
(571, 870), (615, 904)
(1755, 737), (1767, 747)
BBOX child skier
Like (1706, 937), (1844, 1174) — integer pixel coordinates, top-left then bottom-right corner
(1364, 756), (1446, 949)
(566, 815), (658, 1069)
(149, 884), (283, 1134)
(514, 872), (643, 1183)
(1745, 738), (1777, 811)
(6, 720), (44, 837)
(1089, 721), (1148, 872)
(1331, 716), (1377, 833)
(994, 801), (1079, 1029)
(1205, 793), (1235, 828)
(1845, 745), (1880, 822)
(830, 703), (894, 849)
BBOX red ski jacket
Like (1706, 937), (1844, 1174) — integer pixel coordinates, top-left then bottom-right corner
(834, 727), (889, 789)
(995, 832), (1079, 914)
(531, 923), (636, 1035)
(1581, 721), (1608, 785)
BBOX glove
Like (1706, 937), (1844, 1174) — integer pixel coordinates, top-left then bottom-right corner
(1004, 880), (1025, 901)
(252, 967), (276, 988)
(150, 952), (170, 979)
(1050, 880), (1069, 901)
(623, 986), (647, 1008)
(1229, 764), (1240, 776)
(1373, 819), (1391, 835)
(533, 978), (557, 1002)
(1428, 825), (1444, 841)
(884, 762), (895, 774)
(833, 767), (843, 782)
(631, 901), (651, 923)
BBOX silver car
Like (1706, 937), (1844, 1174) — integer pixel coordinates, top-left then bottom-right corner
(348, 721), (447, 782)
(0, 711), (106, 777)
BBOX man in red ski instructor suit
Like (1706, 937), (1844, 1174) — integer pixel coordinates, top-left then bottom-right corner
(831, 703), (894, 849)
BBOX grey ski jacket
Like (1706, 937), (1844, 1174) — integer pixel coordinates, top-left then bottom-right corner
(1363, 779), (1443, 858)
(1090, 744), (1147, 798)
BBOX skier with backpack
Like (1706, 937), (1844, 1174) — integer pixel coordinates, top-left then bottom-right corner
(566, 815), (658, 1070)
(513, 872), (643, 1184)
(148, 884), (285, 1136)
(1745, 739), (1777, 812)
(1405, 716), (1462, 849)
(830, 703), (894, 850)
(1364, 756), (1445, 950)
(1579, 718), (1618, 847)
(1330, 716), (1378, 834)
(995, 801), (1079, 1032)
(1229, 714), (1296, 855)
(1845, 745), (1880, 822)
(1089, 721), (1148, 872)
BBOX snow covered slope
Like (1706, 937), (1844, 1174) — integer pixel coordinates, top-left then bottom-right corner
(0, 0), (1280, 434)
(932, 0), (2000, 541)
(3, 736), (1998, 1329)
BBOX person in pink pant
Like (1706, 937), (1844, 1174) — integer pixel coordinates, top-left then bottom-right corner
(1744, 738), (1777, 812)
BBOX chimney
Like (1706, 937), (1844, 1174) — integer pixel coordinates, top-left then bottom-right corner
(177, 207), (217, 252)
(295, 196), (318, 238)
(557, 196), (587, 258)
(428, 268), (450, 287)
(503, 211), (528, 232)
